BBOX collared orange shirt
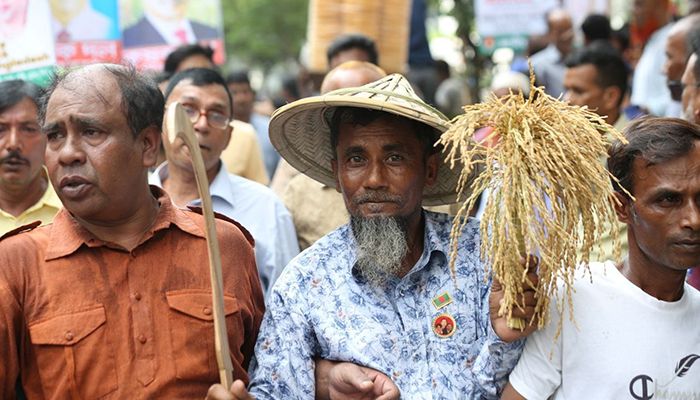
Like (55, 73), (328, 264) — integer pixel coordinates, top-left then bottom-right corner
(0, 187), (264, 399)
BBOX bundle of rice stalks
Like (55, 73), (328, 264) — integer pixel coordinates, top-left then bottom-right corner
(438, 73), (627, 330)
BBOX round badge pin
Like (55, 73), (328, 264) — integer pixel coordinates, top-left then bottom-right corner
(432, 313), (456, 338)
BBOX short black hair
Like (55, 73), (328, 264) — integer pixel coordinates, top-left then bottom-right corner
(328, 107), (439, 159)
(39, 64), (164, 138)
(0, 80), (42, 114)
(225, 70), (251, 86)
(608, 117), (700, 198)
(565, 41), (629, 106)
(163, 44), (214, 75)
(165, 68), (233, 116)
(611, 24), (630, 52)
(326, 34), (379, 66)
(581, 14), (611, 42)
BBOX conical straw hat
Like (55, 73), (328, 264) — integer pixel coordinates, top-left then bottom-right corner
(269, 73), (466, 206)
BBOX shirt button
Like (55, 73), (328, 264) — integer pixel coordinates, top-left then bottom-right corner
(202, 307), (212, 316)
(134, 292), (142, 301)
(65, 331), (74, 341)
(137, 334), (147, 344)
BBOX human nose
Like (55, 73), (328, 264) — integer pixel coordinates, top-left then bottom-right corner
(4, 127), (22, 152)
(56, 132), (86, 166)
(364, 159), (388, 190)
(191, 111), (209, 132)
(682, 201), (700, 231)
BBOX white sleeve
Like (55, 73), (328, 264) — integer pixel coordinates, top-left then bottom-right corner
(508, 296), (564, 400)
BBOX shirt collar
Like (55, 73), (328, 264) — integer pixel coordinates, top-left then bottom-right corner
(45, 185), (205, 260)
(152, 161), (235, 210)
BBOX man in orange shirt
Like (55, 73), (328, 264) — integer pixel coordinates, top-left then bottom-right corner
(0, 64), (264, 399)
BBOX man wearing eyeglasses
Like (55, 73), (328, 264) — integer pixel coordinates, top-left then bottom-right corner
(663, 13), (700, 117)
(151, 68), (299, 296)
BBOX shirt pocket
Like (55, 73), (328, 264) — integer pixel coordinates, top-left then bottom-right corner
(28, 305), (117, 399)
(165, 289), (241, 382)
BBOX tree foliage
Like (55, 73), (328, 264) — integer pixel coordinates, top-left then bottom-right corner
(222, 0), (309, 68)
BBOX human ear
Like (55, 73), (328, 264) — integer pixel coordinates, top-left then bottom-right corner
(331, 158), (341, 193)
(141, 126), (161, 168)
(424, 152), (439, 187)
(613, 191), (631, 224)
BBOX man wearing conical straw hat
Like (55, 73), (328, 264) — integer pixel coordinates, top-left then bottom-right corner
(207, 74), (537, 399)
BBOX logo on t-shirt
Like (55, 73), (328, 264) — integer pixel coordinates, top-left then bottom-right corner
(629, 354), (700, 400)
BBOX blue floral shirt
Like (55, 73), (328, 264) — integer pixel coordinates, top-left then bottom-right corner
(248, 211), (523, 399)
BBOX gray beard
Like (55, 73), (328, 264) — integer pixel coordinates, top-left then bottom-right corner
(350, 215), (409, 286)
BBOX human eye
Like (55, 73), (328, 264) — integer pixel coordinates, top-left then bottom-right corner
(347, 155), (365, 166)
(0, 124), (7, 136)
(181, 104), (198, 118)
(656, 192), (681, 206)
(45, 130), (64, 142)
(387, 153), (405, 163)
(22, 124), (41, 135)
(208, 110), (228, 126)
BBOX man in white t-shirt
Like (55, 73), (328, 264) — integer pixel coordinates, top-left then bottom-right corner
(502, 117), (700, 400)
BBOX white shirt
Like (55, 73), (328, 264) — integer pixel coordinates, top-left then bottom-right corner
(631, 24), (673, 116)
(509, 261), (700, 399)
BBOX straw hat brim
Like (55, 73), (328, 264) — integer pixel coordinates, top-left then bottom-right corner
(269, 94), (464, 206)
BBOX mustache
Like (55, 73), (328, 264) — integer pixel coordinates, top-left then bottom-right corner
(0, 150), (28, 165)
(353, 191), (402, 205)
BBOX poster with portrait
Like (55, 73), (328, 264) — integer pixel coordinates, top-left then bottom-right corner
(0, 0), (56, 85)
(119, 0), (225, 71)
(475, 0), (557, 55)
(51, 0), (122, 66)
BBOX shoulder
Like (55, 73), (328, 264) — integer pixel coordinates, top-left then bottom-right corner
(426, 210), (480, 247)
(0, 222), (50, 273)
(227, 174), (287, 210)
(182, 206), (255, 249)
(275, 225), (351, 284)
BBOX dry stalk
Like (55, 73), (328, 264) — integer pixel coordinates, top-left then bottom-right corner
(438, 73), (627, 331)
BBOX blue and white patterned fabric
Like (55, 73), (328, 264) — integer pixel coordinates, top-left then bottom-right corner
(248, 210), (523, 399)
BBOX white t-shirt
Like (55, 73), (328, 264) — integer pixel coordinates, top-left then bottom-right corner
(509, 261), (700, 400)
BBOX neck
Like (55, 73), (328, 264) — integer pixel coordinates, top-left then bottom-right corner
(161, 161), (219, 207)
(619, 249), (687, 302)
(234, 113), (250, 123)
(0, 174), (47, 217)
(606, 108), (621, 127)
(398, 211), (426, 277)
(76, 186), (160, 251)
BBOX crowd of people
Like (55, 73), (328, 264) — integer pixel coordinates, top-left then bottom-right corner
(1, 0), (700, 399)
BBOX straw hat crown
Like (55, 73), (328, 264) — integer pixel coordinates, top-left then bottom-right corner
(269, 73), (462, 206)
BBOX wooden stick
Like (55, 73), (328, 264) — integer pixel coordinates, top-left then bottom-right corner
(164, 102), (234, 388)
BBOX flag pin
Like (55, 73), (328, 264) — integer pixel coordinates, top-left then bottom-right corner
(432, 291), (452, 310)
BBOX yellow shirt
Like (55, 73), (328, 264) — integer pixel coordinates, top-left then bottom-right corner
(0, 182), (62, 236)
(220, 120), (269, 185)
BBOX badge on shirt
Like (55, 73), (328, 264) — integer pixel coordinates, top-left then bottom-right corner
(432, 291), (453, 310)
(432, 313), (456, 338)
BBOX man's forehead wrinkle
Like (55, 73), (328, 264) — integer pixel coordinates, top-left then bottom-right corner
(55, 69), (119, 109)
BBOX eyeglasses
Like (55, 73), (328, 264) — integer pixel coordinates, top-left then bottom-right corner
(667, 80), (700, 100)
(180, 103), (230, 129)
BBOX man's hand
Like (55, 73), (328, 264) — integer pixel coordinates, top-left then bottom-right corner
(205, 380), (254, 400)
(316, 359), (400, 400)
(490, 255), (540, 343)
